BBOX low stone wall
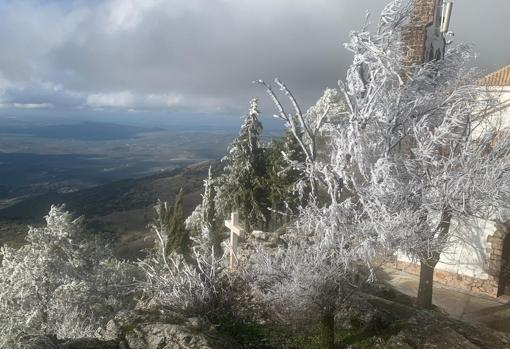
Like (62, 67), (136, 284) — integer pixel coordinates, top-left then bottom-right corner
(394, 260), (499, 298)
(486, 224), (510, 293)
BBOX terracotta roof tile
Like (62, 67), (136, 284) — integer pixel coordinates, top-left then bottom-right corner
(479, 65), (510, 86)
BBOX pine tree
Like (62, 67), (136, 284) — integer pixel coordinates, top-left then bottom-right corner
(152, 189), (190, 259)
(266, 129), (306, 230)
(216, 99), (269, 232)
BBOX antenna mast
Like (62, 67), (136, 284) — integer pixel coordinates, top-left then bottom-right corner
(440, 1), (454, 33)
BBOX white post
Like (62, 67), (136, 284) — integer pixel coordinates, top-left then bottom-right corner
(225, 211), (244, 269)
(230, 228), (238, 268)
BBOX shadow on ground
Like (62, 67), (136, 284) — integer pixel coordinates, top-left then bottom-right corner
(378, 266), (510, 333)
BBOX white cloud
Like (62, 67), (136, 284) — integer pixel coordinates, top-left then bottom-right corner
(103, 0), (148, 33)
(145, 93), (182, 108)
(87, 91), (135, 108)
(0, 101), (54, 109)
(12, 103), (53, 109)
(85, 90), (225, 111)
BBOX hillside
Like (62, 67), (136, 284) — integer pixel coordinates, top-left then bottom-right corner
(0, 161), (221, 258)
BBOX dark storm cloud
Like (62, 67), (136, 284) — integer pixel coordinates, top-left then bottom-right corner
(0, 0), (508, 116)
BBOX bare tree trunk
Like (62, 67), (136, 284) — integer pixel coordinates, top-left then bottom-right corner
(416, 208), (452, 309)
(416, 258), (437, 309)
(211, 231), (223, 261)
(320, 311), (335, 349)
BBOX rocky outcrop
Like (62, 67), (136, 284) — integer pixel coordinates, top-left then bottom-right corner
(235, 225), (288, 267)
(384, 311), (510, 349)
(16, 303), (510, 349)
(15, 310), (237, 349)
(341, 290), (510, 349)
(14, 335), (119, 349)
(95, 310), (237, 349)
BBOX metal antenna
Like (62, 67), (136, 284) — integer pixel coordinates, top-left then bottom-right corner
(440, 1), (454, 33)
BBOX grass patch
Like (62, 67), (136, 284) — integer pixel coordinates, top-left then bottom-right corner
(214, 314), (407, 349)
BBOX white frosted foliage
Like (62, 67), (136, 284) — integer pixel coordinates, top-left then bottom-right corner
(250, 0), (510, 318)
(0, 206), (137, 347)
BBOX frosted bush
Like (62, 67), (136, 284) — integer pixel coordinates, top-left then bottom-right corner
(0, 206), (138, 347)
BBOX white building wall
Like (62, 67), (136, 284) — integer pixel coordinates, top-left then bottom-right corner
(436, 218), (495, 279)
(397, 87), (510, 282)
(397, 218), (495, 280)
(481, 88), (510, 129)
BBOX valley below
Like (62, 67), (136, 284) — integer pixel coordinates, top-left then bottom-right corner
(0, 121), (231, 257)
(0, 121), (236, 197)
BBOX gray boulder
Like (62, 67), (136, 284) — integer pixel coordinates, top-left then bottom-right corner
(14, 335), (119, 349)
(96, 310), (237, 349)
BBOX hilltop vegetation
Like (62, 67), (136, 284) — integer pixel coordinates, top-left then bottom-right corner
(2, 2), (510, 349)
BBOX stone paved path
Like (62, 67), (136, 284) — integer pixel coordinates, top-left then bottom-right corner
(380, 267), (510, 333)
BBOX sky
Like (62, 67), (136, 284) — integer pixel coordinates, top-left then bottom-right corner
(0, 0), (508, 124)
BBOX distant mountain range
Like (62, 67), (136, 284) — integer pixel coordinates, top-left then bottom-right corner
(1, 121), (162, 141)
(0, 121), (236, 201)
(0, 114), (285, 135)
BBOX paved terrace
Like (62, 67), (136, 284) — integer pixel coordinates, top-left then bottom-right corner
(380, 267), (510, 333)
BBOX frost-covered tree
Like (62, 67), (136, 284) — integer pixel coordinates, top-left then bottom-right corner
(260, 0), (510, 310)
(216, 99), (270, 232)
(248, 201), (373, 349)
(254, 0), (510, 331)
(304, 88), (347, 162)
(186, 167), (223, 256)
(327, 1), (510, 309)
(252, 74), (375, 349)
(250, 56), (372, 349)
(264, 129), (308, 230)
(255, 81), (349, 203)
(0, 206), (137, 347)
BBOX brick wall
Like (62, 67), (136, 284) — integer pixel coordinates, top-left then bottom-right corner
(402, 0), (439, 66)
(487, 224), (510, 296)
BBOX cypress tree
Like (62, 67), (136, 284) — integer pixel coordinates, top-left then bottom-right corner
(153, 189), (190, 258)
(201, 166), (222, 255)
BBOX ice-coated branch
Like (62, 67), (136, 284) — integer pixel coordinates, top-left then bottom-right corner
(254, 79), (344, 200)
(254, 79), (313, 161)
